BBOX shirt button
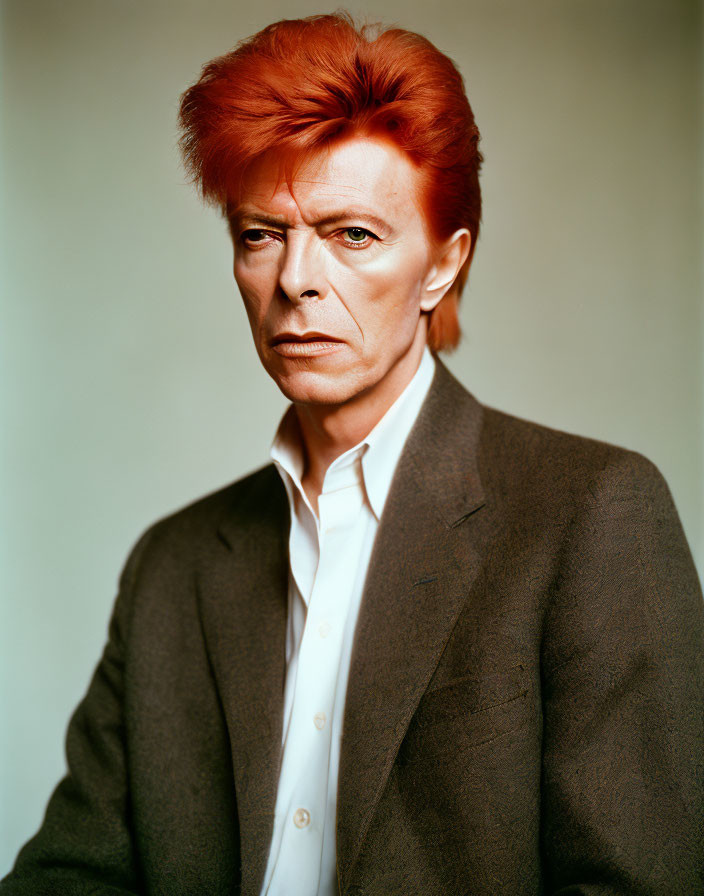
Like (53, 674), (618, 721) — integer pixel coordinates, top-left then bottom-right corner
(293, 808), (310, 829)
(318, 621), (331, 638)
(313, 712), (326, 730)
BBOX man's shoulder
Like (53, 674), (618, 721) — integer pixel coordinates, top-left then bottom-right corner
(480, 398), (641, 468)
(433, 363), (663, 498)
(431, 364), (661, 487)
(123, 462), (282, 571)
(474, 395), (668, 513)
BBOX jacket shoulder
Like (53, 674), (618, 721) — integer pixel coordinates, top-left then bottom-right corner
(476, 399), (667, 505)
(432, 359), (664, 499)
(120, 463), (282, 575)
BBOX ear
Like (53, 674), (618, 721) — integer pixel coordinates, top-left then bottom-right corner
(420, 229), (472, 312)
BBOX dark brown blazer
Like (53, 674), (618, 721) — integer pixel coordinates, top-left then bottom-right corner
(3, 359), (703, 895)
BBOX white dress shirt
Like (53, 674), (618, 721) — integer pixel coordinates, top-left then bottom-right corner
(260, 347), (436, 896)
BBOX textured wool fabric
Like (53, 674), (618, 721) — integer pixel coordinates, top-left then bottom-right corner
(2, 359), (703, 895)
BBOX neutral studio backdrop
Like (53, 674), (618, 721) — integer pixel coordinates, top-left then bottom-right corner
(1, 0), (702, 874)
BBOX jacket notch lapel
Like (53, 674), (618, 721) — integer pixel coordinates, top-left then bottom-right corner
(337, 360), (487, 887)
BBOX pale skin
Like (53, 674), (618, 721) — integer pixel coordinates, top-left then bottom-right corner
(230, 134), (471, 512)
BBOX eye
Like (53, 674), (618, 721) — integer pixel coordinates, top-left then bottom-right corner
(240, 228), (278, 248)
(339, 227), (377, 248)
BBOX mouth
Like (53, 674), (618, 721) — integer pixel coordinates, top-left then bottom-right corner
(270, 332), (345, 358)
(272, 331), (342, 345)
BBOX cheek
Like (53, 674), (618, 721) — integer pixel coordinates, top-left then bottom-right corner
(330, 253), (426, 343)
(234, 259), (273, 328)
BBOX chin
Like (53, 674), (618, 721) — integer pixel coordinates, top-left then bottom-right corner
(268, 367), (366, 407)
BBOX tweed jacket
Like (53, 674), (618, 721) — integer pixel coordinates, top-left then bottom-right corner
(3, 359), (703, 895)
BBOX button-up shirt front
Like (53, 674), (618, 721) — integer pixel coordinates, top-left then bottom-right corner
(261, 347), (435, 896)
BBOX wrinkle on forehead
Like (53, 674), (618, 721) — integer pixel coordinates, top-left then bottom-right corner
(238, 136), (419, 220)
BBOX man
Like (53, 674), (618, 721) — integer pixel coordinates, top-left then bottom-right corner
(3, 12), (703, 896)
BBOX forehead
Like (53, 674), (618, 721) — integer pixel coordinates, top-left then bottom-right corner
(234, 134), (427, 227)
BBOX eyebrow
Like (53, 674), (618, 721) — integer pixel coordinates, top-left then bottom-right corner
(231, 208), (392, 234)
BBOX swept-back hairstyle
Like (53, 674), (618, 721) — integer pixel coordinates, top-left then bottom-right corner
(178, 12), (482, 351)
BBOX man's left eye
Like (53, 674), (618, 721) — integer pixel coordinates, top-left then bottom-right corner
(340, 227), (375, 247)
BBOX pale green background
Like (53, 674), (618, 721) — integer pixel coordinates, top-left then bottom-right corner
(1, 0), (702, 874)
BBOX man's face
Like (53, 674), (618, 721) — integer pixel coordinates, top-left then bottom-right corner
(230, 134), (441, 406)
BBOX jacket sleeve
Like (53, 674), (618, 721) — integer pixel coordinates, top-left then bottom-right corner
(540, 451), (704, 894)
(0, 531), (154, 896)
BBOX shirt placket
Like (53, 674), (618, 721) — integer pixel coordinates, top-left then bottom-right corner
(266, 474), (364, 896)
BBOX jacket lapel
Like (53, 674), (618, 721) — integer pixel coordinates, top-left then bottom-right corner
(336, 360), (487, 888)
(198, 468), (290, 896)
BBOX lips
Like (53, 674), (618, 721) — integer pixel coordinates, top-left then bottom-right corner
(270, 331), (345, 358)
(271, 332), (341, 345)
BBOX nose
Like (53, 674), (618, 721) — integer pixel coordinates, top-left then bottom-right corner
(278, 231), (324, 303)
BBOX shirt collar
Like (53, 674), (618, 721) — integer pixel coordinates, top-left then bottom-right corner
(270, 346), (436, 521)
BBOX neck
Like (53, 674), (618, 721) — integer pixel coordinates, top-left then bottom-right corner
(295, 330), (427, 510)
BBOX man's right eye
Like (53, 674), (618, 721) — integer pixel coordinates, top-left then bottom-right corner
(241, 228), (271, 245)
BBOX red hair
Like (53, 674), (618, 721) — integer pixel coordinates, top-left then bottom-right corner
(178, 12), (482, 351)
